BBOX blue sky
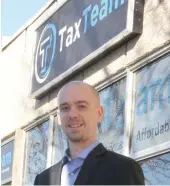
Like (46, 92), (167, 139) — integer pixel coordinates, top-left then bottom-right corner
(1, 0), (48, 36)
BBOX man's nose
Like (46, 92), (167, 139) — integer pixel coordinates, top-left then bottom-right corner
(68, 107), (79, 118)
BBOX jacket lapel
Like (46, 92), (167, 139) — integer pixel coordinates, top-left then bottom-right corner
(74, 143), (106, 185)
(49, 161), (62, 185)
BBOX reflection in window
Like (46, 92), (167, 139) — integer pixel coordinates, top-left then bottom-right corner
(98, 79), (126, 153)
(140, 152), (170, 185)
(24, 120), (49, 185)
(53, 116), (68, 164)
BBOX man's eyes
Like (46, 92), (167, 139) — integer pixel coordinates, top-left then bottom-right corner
(78, 104), (87, 109)
(60, 106), (69, 111)
(59, 104), (87, 111)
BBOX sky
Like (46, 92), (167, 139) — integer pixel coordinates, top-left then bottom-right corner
(1, 0), (48, 36)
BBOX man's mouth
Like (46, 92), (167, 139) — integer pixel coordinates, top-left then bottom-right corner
(68, 124), (83, 128)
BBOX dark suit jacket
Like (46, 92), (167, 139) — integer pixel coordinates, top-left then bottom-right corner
(34, 143), (145, 185)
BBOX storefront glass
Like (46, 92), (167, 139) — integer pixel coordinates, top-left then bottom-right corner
(24, 120), (49, 185)
(53, 116), (68, 164)
(140, 152), (170, 185)
(98, 78), (126, 153)
(132, 54), (170, 153)
(1, 140), (14, 185)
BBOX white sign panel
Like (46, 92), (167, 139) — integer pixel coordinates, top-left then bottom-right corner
(132, 53), (170, 153)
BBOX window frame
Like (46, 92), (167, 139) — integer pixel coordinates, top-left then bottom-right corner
(128, 44), (170, 161)
(22, 114), (53, 185)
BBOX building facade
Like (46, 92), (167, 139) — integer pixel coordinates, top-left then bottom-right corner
(1, 0), (170, 185)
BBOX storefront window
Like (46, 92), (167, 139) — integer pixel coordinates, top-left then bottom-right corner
(53, 116), (68, 164)
(132, 54), (170, 153)
(24, 120), (49, 185)
(1, 140), (14, 185)
(140, 152), (170, 185)
(98, 78), (126, 153)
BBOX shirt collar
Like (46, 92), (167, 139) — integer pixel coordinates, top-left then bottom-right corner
(76, 141), (99, 159)
(63, 141), (99, 162)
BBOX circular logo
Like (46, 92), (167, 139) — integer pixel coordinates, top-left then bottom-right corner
(35, 23), (56, 83)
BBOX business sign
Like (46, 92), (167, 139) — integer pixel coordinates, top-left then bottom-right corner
(132, 53), (170, 153)
(1, 140), (14, 183)
(31, 0), (143, 97)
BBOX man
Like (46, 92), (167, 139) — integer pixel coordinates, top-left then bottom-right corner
(34, 81), (145, 185)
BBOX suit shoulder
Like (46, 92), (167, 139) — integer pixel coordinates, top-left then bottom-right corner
(106, 150), (139, 166)
(37, 161), (61, 177)
(105, 151), (144, 177)
(103, 151), (144, 184)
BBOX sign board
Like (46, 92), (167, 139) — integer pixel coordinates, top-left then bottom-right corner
(1, 140), (14, 183)
(31, 0), (144, 98)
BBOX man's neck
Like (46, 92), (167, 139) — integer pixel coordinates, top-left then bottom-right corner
(68, 139), (97, 159)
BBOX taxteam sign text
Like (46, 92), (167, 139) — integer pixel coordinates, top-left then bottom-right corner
(32, 0), (143, 97)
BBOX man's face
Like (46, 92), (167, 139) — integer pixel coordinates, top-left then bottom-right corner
(57, 84), (103, 143)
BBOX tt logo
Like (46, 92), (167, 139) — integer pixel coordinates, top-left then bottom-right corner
(35, 23), (56, 83)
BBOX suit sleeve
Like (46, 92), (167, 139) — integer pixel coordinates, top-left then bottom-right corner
(34, 174), (40, 185)
(129, 160), (145, 185)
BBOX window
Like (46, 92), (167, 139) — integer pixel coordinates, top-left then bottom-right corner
(98, 78), (126, 153)
(53, 116), (68, 164)
(140, 152), (170, 185)
(24, 120), (50, 185)
(132, 53), (170, 153)
(1, 139), (14, 185)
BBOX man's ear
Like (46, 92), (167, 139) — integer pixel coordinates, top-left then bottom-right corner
(97, 106), (104, 122)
